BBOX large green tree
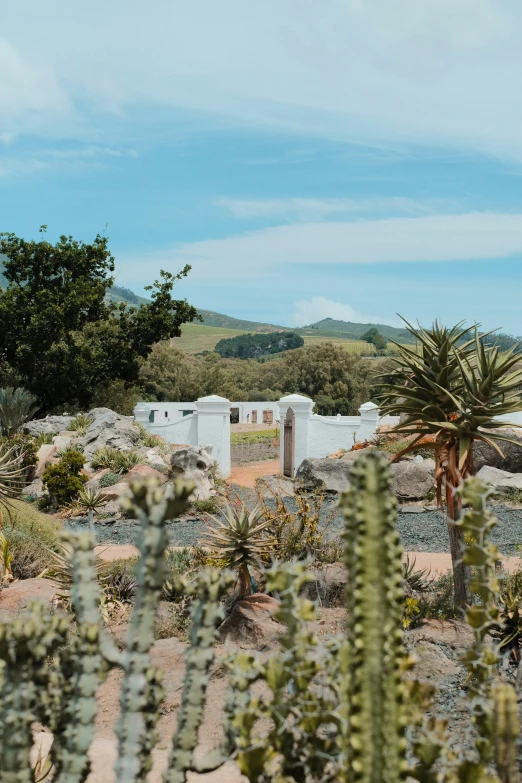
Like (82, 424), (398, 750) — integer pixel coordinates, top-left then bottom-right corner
(0, 229), (198, 413)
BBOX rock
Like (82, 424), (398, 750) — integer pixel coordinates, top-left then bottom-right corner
(86, 407), (116, 421)
(170, 447), (215, 501)
(84, 469), (111, 491)
(0, 579), (59, 616)
(35, 444), (57, 478)
(301, 563), (347, 606)
(389, 461), (434, 500)
(255, 475), (295, 498)
(473, 429), (522, 473)
(23, 478), (45, 498)
(23, 415), (74, 437)
(121, 464), (168, 485)
(295, 458), (352, 493)
(408, 619), (474, 651)
(52, 435), (72, 451)
(142, 448), (169, 469)
(476, 465), (522, 490)
(408, 642), (461, 683)
(99, 482), (132, 501)
(421, 457), (436, 476)
(219, 594), (283, 650)
(82, 412), (140, 459)
(400, 505), (425, 513)
(340, 446), (382, 462)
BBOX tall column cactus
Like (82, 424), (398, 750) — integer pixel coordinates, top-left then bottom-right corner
(338, 452), (408, 783)
(114, 479), (195, 783)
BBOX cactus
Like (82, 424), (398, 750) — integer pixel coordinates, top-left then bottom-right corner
(163, 568), (234, 783)
(492, 683), (519, 783)
(338, 452), (408, 783)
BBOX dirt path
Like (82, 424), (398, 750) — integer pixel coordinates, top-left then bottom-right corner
(228, 458), (280, 488)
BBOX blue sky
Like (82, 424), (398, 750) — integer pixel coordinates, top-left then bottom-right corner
(2, 1), (522, 333)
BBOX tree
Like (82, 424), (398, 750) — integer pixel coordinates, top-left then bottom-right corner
(214, 331), (304, 359)
(376, 319), (522, 606)
(0, 229), (198, 413)
(362, 327), (387, 352)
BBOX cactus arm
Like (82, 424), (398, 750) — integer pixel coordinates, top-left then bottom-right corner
(0, 605), (69, 782)
(114, 479), (194, 783)
(163, 568), (234, 783)
(338, 453), (408, 783)
(50, 531), (107, 783)
(492, 683), (519, 783)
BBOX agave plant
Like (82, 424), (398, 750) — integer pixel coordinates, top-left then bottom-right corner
(0, 387), (39, 437)
(376, 318), (522, 604)
(69, 413), (90, 437)
(0, 531), (14, 584)
(76, 486), (106, 532)
(0, 441), (26, 512)
(113, 449), (144, 474)
(205, 502), (275, 597)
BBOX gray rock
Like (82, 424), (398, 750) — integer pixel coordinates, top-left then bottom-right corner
(52, 435), (72, 451)
(170, 446), (215, 501)
(473, 429), (522, 473)
(82, 412), (140, 459)
(295, 458), (352, 493)
(475, 465), (522, 490)
(86, 407), (116, 421)
(23, 415), (74, 436)
(389, 461), (434, 500)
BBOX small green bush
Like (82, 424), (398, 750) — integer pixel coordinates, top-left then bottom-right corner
(192, 497), (220, 515)
(33, 432), (53, 448)
(90, 446), (120, 471)
(2, 499), (60, 578)
(98, 471), (120, 488)
(42, 450), (86, 507)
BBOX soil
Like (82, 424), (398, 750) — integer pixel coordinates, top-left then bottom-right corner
(229, 458), (280, 488)
(231, 442), (279, 464)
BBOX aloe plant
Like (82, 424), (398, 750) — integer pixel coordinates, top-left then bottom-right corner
(205, 502), (274, 597)
(376, 319), (522, 604)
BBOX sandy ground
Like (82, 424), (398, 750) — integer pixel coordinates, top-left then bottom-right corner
(228, 458), (280, 488)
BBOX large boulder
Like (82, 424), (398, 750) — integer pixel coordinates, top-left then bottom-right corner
(473, 430), (522, 473)
(475, 465), (522, 490)
(82, 411), (140, 459)
(0, 579), (59, 616)
(23, 415), (74, 436)
(170, 446), (215, 500)
(389, 461), (434, 500)
(121, 464), (168, 485)
(34, 444), (58, 478)
(295, 458), (352, 493)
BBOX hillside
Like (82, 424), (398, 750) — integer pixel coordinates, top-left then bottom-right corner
(300, 318), (415, 344)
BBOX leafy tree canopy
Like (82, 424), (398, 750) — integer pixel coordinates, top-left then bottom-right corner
(214, 331), (304, 359)
(361, 327), (387, 352)
(0, 228), (198, 413)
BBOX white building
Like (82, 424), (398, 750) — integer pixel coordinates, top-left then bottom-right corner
(145, 400), (280, 426)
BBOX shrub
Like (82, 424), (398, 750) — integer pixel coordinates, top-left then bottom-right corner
(90, 446), (143, 474)
(98, 471), (120, 488)
(42, 450), (86, 507)
(90, 446), (120, 471)
(2, 433), (38, 475)
(2, 499), (60, 578)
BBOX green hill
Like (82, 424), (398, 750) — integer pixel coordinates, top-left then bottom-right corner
(300, 318), (415, 344)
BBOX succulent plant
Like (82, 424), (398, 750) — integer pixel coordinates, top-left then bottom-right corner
(205, 502), (275, 597)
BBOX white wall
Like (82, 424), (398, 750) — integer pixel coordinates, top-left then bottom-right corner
(307, 415), (359, 458)
(143, 400), (280, 424)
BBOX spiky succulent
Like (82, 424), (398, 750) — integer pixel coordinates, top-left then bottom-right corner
(205, 502), (275, 596)
(0, 386), (39, 437)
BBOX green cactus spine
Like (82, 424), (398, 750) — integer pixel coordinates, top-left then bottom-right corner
(114, 479), (194, 783)
(338, 452), (408, 783)
(492, 683), (519, 783)
(0, 604), (70, 782)
(163, 567), (234, 783)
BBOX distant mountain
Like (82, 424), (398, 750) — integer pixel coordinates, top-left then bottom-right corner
(108, 285), (150, 306)
(197, 309), (287, 332)
(300, 318), (416, 344)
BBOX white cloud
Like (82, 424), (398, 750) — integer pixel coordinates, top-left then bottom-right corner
(3, 1), (522, 158)
(293, 297), (399, 327)
(216, 197), (438, 221)
(122, 211), (522, 282)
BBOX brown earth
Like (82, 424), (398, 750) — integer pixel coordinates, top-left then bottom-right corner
(228, 458), (280, 488)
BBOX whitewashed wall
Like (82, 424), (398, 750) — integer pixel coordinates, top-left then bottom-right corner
(143, 400), (280, 424)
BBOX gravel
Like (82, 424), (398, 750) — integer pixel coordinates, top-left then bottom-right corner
(66, 493), (522, 555)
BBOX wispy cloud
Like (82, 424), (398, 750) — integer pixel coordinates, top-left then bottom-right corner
(216, 196), (446, 222)
(0, 146), (138, 178)
(3, 2), (522, 159)
(125, 211), (522, 282)
(293, 297), (399, 327)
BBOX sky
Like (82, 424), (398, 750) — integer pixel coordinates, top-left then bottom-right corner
(2, 1), (522, 333)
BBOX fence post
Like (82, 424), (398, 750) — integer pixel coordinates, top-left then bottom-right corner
(278, 394), (315, 476)
(195, 395), (231, 478)
(357, 401), (380, 443)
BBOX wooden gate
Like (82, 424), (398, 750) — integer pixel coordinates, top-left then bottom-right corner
(283, 408), (295, 477)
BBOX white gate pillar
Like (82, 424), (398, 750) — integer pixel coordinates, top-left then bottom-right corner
(277, 394), (315, 476)
(195, 395), (231, 478)
(357, 401), (380, 443)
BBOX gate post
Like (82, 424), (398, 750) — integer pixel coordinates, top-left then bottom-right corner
(277, 394), (314, 477)
(195, 395), (231, 478)
(134, 403), (151, 427)
(357, 401), (380, 443)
